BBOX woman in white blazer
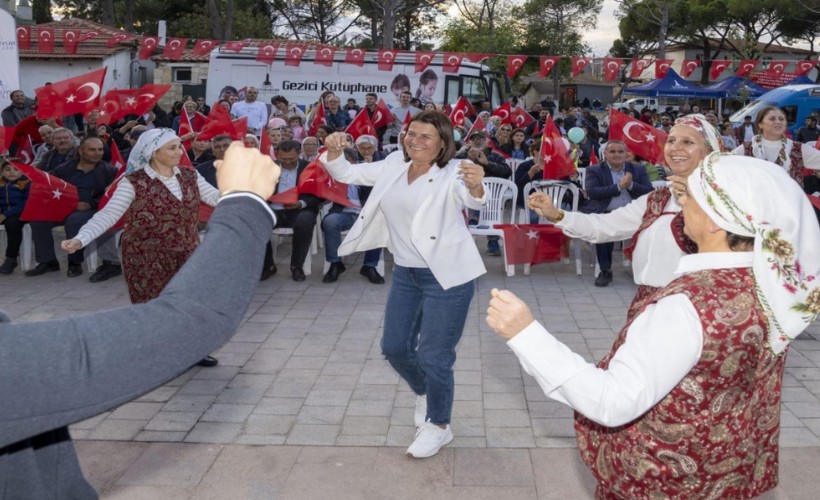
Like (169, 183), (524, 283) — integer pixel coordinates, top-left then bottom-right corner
(322, 111), (486, 459)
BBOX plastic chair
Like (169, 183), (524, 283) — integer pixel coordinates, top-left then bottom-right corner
(505, 158), (524, 181)
(0, 223), (33, 270)
(522, 180), (583, 276)
(469, 177), (517, 277)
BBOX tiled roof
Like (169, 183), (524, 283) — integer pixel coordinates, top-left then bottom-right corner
(19, 18), (136, 60)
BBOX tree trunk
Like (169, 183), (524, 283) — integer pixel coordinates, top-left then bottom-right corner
(656, 1), (668, 60)
(101, 0), (116, 26)
(225, 0), (234, 40)
(207, 0), (224, 40)
(381, 0), (398, 49)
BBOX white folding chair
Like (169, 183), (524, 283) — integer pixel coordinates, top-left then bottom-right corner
(505, 158), (524, 181)
(576, 167), (586, 188)
(469, 177), (517, 277)
(522, 180), (583, 276)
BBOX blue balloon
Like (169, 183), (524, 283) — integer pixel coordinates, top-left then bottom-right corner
(567, 127), (586, 144)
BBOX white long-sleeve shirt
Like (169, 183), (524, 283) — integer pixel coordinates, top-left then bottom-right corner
(557, 192), (684, 287)
(507, 251), (753, 428)
(731, 138), (820, 171)
(75, 166), (220, 247)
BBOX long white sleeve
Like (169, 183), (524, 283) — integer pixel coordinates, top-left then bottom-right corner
(800, 142), (820, 170)
(507, 294), (703, 427)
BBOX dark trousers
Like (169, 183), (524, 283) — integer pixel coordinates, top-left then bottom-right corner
(30, 210), (119, 264)
(271, 208), (317, 269)
(595, 242), (614, 272)
(1, 214), (26, 260)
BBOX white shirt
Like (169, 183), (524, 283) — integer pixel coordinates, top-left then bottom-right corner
(731, 138), (820, 171)
(231, 100), (269, 136)
(379, 171), (431, 268)
(508, 251), (753, 427)
(558, 192), (684, 287)
(75, 166), (220, 247)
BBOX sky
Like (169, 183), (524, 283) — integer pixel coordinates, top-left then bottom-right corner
(585, 0), (621, 57)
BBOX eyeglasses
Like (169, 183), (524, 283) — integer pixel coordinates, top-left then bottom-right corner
(499, 127), (512, 132)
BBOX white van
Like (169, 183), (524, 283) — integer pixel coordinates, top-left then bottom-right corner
(206, 47), (507, 110)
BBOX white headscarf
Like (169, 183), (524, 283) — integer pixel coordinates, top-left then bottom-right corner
(688, 152), (820, 354)
(125, 128), (180, 174)
(674, 114), (722, 153)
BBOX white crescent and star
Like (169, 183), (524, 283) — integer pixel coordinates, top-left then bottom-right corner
(145, 38), (156, 47)
(262, 45), (274, 55)
(321, 48), (332, 58)
(65, 32), (76, 42)
(125, 97), (136, 106)
(526, 230), (538, 240)
(76, 82), (101, 103)
(512, 58), (524, 68)
(622, 122), (646, 143)
(351, 49), (362, 57)
(169, 40), (180, 49)
(452, 110), (465, 125)
(772, 63), (784, 73)
(447, 55), (460, 65)
(607, 61), (618, 70)
(40, 31), (52, 41)
(659, 63), (670, 71)
(384, 52), (395, 61)
(52, 189), (62, 200)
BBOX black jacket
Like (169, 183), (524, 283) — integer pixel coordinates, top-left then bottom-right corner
(52, 159), (118, 210)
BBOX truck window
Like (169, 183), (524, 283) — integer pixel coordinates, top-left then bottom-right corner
(444, 76), (461, 106)
(462, 75), (488, 104)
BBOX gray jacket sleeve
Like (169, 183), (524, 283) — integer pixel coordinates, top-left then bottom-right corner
(0, 196), (275, 448)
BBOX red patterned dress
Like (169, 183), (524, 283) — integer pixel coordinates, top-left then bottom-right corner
(120, 168), (201, 303)
(576, 267), (785, 499)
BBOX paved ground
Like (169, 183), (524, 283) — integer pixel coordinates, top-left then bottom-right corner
(3, 238), (820, 499)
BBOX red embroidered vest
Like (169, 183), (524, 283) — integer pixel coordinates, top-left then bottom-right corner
(623, 187), (696, 261)
(122, 168), (200, 254)
(575, 267), (786, 499)
(743, 141), (804, 188)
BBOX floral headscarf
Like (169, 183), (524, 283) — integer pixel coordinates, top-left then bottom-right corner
(125, 128), (180, 174)
(688, 152), (820, 354)
(675, 114), (722, 153)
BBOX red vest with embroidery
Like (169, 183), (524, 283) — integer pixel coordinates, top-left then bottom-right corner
(624, 187), (696, 260)
(575, 267), (786, 499)
(744, 141), (804, 187)
(122, 168), (200, 253)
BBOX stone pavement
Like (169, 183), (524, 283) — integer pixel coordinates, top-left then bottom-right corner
(3, 241), (820, 499)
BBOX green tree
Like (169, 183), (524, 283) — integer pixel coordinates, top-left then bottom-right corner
(32, 0), (53, 23)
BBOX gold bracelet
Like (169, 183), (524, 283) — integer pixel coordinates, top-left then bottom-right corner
(550, 210), (565, 223)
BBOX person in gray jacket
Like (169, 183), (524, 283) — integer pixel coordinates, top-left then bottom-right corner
(0, 144), (280, 499)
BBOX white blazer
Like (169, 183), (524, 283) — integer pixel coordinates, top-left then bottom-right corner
(321, 151), (487, 290)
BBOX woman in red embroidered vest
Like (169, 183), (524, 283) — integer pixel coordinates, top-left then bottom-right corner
(730, 105), (820, 188)
(531, 114), (717, 320)
(62, 129), (222, 366)
(488, 153), (820, 499)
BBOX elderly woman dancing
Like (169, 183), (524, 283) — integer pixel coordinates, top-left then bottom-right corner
(63, 129), (226, 367)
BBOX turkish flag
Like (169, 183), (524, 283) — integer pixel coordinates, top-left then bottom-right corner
(163, 37), (189, 60)
(507, 55), (528, 79)
(795, 60), (816, 76)
(35, 67), (107, 120)
(370, 99), (394, 129)
(415, 51), (435, 73)
(345, 48), (366, 67)
(256, 41), (279, 64)
(17, 26), (31, 49)
(12, 116), (45, 148)
(0, 126), (15, 155)
(464, 53), (493, 63)
(62, 29), (81, 55)
(493, 224), (568, 266)
(224, 41), (248, 52)
(766, 60), (789, 77)
(808, 194), (820, 211)
(315, 46), (336, 67)
(178, 110), (195, 149)
(540, 116), (576, 180)
(232, 117), (248, 139)
(680, 59), (701, 78)
(79, 31), (99, 42)
(298, 159), (353, 206)
(608, 109), (667, 165)
(198, 105), (243, 141)
(138, 36), (160, 59)
(13, 161), (79, 222)
(442, 53), (463, 73)
(511, 106), (534, 129)
(655, 59), (673, 79)
(38, 28), (55, 53)
(571, 57), (590, 78)
(110, 141), (126, 173)
(377, 50), (399, 71)
(736, 60), (759, 78)
(14, 136), (36, 164)
(465, 117), (486, 140)
(492, 102), (512, 125)
(589, 144), (599, 166)
(284, 43), (306, 66)
(97, 84), (172, 125)
(308, 104), (326, 136)
(602, 58), (623, 82)
(709, 60), (731, 80)
(192, 39), (218, 56)
(105, 33), (134, 47)
(449, 97), (472, 128)
(539, 56), (560, 78)
(345, 111), (377, 141)
(629, 58), (650, 79)
(401, 109), (412, 133)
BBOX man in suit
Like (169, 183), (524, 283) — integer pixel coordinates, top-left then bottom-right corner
(584, 140), (653, 287)
(268, 140), (326, 281)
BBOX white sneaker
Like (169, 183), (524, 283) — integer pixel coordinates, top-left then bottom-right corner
(406, 422), (453, 458)
(414, 395), (427, 428)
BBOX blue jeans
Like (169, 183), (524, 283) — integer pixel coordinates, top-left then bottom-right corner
(595, 242), (614, 271)
(382, 265), (475, 425)
(321, 212), (381, 267)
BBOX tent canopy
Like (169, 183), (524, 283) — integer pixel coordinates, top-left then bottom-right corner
(624, 68), (719, 98)
(700, 76), (767, 98)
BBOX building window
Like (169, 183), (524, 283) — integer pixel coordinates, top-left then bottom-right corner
(173, 67), (192, 83)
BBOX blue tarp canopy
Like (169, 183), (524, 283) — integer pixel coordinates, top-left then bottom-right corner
(786, 75), (815, 85)
(700, 77), (768, 98)
(623, 68), (718, 98)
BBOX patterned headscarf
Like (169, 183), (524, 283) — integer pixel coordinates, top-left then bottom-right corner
(125, 128), (180, 174)
(688, 152), (820, 354)
(674, 113), (722, 153)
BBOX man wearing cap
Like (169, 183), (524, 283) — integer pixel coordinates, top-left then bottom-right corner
(487, 152), (820, 498)
(456, 130), (512, 256)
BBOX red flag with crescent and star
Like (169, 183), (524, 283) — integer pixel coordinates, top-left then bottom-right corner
(13, 161), (79, 222)
(655, 59), (673, 79)
(540, 116), (576, 180)
(709, 60), (731, 80)
(795, 60), (817, 76)
(105, 32), (134, 47)
(449, 97), (473, 128)
(62, 29), (81, 55)
(680, 59), (701, 78)
(97, 84), (172, 125)
(163, 38), (189, 60)
(571, 57), (590, 78)
(602, 58), (623, 82)
(37, 28), (55, 53)
(256, 41), (279, 65)
(511, 106), (534, 129)
(192, 39), (218, 56)
(224, 41), (248, 52)
(315, 46), (336, 67)
(765, 60), (789, 78)
(415, 51), (435, 73)
(308, 104), (326, 136)
(629, 58), (651, 79)
(507, 55), (528, 79)
(492, 102), (512, 125)
(284, 43), (306, 66)
(35, 67), (107, 120)
(539, 56), (560, 78)
(492, 224), (568, 265)
(0, 127), (14, 156)
(270, 159), (354, 207)
(371, 99), (394, 129)
(345, 110), (377, 141)
(464, 53), (493, 64)
(345, 48), (366, 67)
(735, 60), (760, 78)
(465, 117), (485, 140)
(138, 36), (160, 59)
(15, 136), (36, 165)
(377, 50), (399, 71)
(17, 26), (31, 49)
(608, 109), (667, 165)
(442, 53), (464, 73)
